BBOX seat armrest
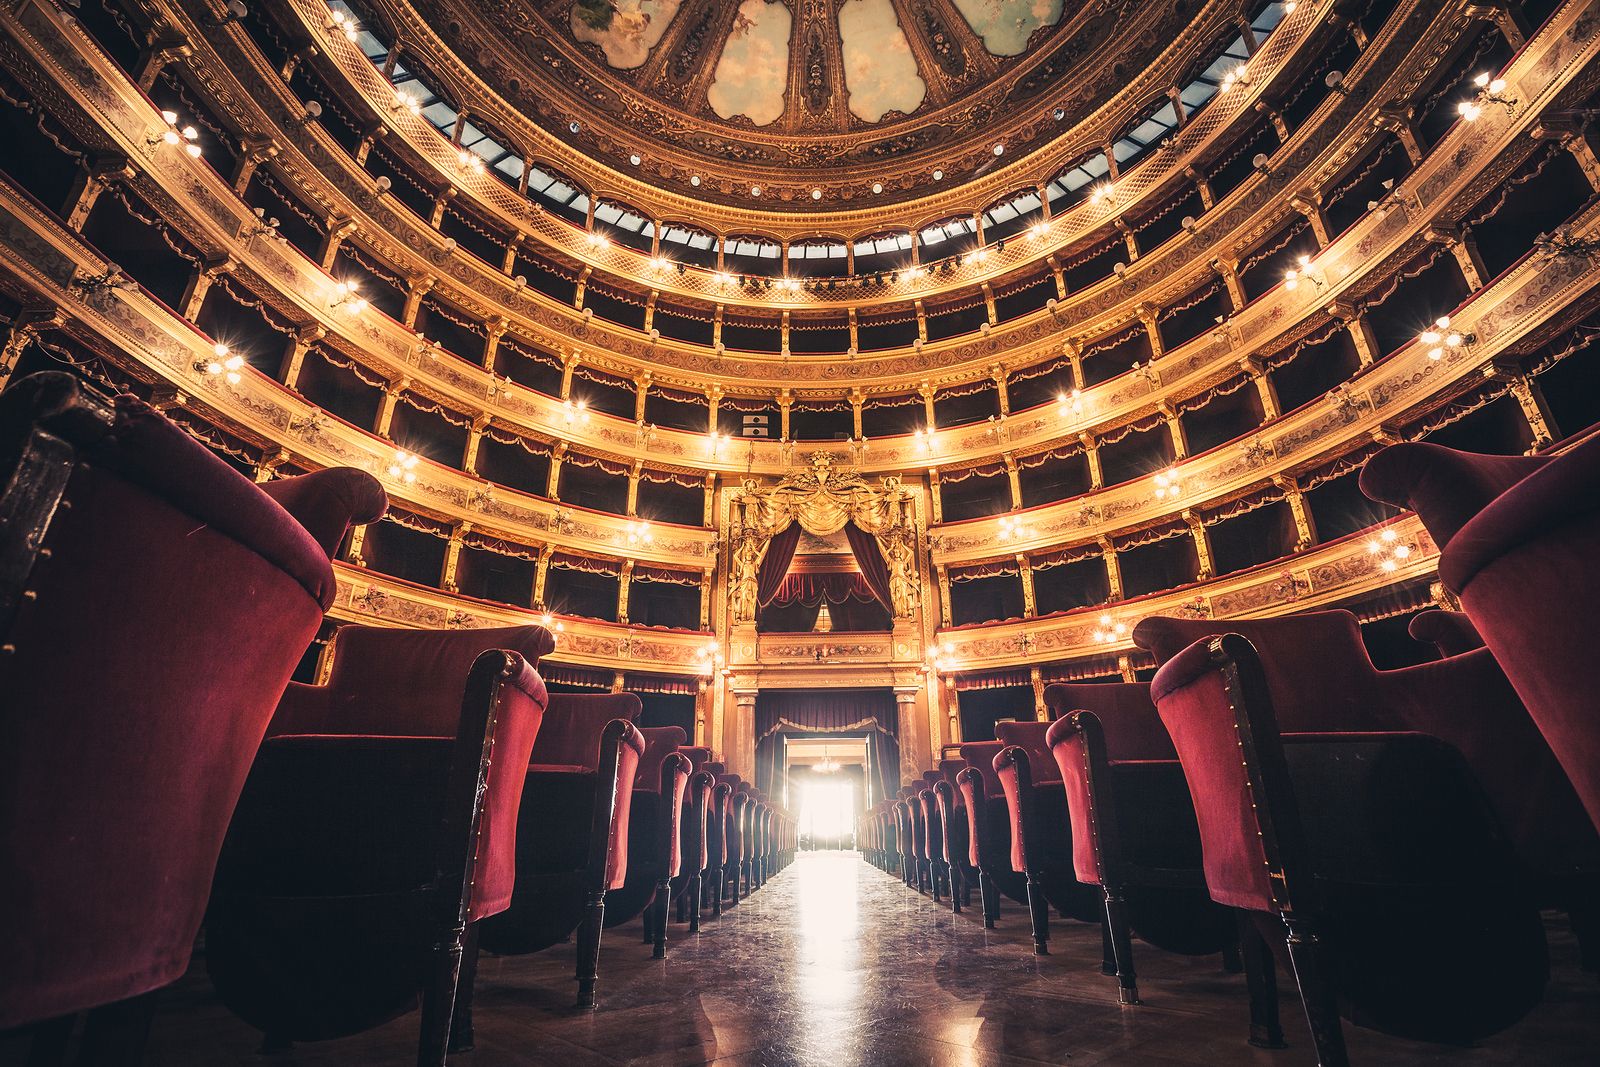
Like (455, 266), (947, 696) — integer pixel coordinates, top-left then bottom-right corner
(259, 469), (387, 560)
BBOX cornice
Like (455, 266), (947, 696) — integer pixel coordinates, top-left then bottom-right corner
(934, 517), (1443, 671)
(330, 563), (716, 674)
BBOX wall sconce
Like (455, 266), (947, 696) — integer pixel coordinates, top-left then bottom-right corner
(1324, 69), (1347, 95)
(455, 149), (484, 176)
(916, 426), (936, 455)
(386, 449), (420, 484)
(1057, 388), (1083, 417)
(294, 100), (323, 126)
(1251, 153), (1272, 176)
(149, 111), (202, 158)
(1283, 254), (1324, 292)
(241, 206), (280, 239)
(1220, 64), (1250, 93)
(1457, 72), (1516, 121)
(997, 514), (1029, 541)
(694, 639), (725, 675)
(327, 7), (360, 40)
(1091, 613), (1128, 644)
(392, 88), (421, 116)
(537, 610), (566, 635)
(209, 0), (247, 26)
(560, 398), (590, 426)
(195, 342), (244, 384)
(1029, 221), (1049, 239)
(1153, 468), (1182, 501)
(1418, 316), (1473, 360)
(329, 280), (367, 313)
(1090, 182), (1118, 208)
(625, 520), (653, 546)
(924, 641), (956, 675)
(1366, 526), (1415, 572)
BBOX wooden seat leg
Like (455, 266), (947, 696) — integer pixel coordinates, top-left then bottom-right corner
(1102, 889), (1141, 1005)
(1236, 911), (1287, 1050)
(1284, 915), (1346, 1066)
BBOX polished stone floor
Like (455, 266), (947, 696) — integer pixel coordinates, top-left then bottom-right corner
(9, 851), (1597, 1065)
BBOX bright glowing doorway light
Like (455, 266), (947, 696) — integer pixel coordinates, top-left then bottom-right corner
(799, 777), (856, 850)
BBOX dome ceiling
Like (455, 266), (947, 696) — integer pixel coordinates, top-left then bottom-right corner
(417, 0), (1192, 208)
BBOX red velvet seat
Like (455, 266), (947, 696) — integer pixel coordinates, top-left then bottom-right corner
(207, 624), (552, 1064)
(674, 769), (714, 931)
(1150, 630), (1549, 1065)
(892, 798), (915, 887)
(1362, 436), (1600, 840)
(603, 727), (691, 958)
(1136, 608), (1600, 965)
(901, 785), (929, 893)
(704, 778), (733, 917)
(1045, 683), (1281, 1043)
(721, 778), (749, 905)
(474, 692), (645, 1009)
(0, 374), (380, 1047)
(956, 741), (1029, 927)
(992, 721), (1106, 955)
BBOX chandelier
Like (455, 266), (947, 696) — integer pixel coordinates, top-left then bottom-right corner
(815, 746), (841, 775)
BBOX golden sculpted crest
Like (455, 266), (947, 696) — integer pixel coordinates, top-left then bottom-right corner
(728, 453), (919, 623)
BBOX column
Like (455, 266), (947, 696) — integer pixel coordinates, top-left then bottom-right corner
(927, 468), (944, 524)
(1184, 166), (1215, 211)
(277, 324), (325, 390)
(1162, 404), (1189, 460)
(344, 522), (370, 568)
(1030, 665), (1047, 722)
(707, 386), (722, 434)
(230, 139), (277, 195)
(699, 567), (714, 630)
(1290, 193), (1331, 247)
(850, 388), (864, 439)
(532, 544), (553, 608)
(0, 309), (62, 392)
(1242, 355), (1281, 421)
(318, 217), (357, 271)
(462, 415), (487, 473)
(441, 523), (467, 592)
(1081, 432), (1104, 490)
(1140, 305), (1165, 361)
(133, 35), (191, 92)
(63, 155), (134, 232)
(1506, 374), (1559, 448)
(1184, 510), (1214, 581)
(981, 283), (997, 325)
(374, 378), (408, 438)
(482, 317), (508, 370)
(177, 255), (236, 321)
(1374, 107), (1425, 165)
(1427, 225), (1489, 291)
(1331, 303), (1381, 366)
(1064, 341), (1085, 390)
(935, 564), (952, 627)
(1003, 453), (1022, 509)
(920, 382), (937, 429)
(626, 460), (642, 517)
(778, 391), (792, 442)
(1101, 537), (1123, 600)
(1275, 475), (1318, 551)
(547, 441), (566, 499)
(729, 691), (758, 780)
(992, 365), (1010, 417)
(560, 352), (578, 399)
(702, 472), (717, 527)
(401, 274), (435, 329)
(896, 689), (923, 784)
(1214, 258), (1247, 311)
(1017, 554), (1036, 618)
(617, 560), (634, 624)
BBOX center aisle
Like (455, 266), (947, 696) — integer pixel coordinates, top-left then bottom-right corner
(460, 850), (1298, 1065)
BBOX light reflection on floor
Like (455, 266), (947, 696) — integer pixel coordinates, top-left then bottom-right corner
(793, 851), (864, 1054)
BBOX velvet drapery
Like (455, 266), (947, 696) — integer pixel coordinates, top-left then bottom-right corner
(755, 522), (802, 606)
(753, 688), (901, 805)
(769, 571), (878, 606)
(843, 521), (894, 612)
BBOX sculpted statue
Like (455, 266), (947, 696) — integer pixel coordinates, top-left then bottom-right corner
(886, 530), (917, 618)
(730, 530), (763, 623)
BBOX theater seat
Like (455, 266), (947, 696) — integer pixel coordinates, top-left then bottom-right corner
(206, 624), (552, 1065)
(956, 741), (1029, 927)
(992, 721), (1105, 955)
(474, 693), (645, 1009)
(1362, 435), (1600, 838)
(1152, 632), (1548, 1065)
(1136, 609), (1600, 969)
(606, 727), (691, 943)
(0, 374), (380, 1045)
(1045, 682), (1282, 1045)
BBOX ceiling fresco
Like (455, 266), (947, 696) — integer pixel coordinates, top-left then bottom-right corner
(415, 0), (1190, 205)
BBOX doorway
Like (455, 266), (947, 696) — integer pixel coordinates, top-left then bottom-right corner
(798, 776), (856, 852)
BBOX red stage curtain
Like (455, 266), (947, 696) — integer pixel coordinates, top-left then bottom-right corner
(844, 522), (894, 611)
(770, 571), (878, 606)
(756, 522), (802, 606)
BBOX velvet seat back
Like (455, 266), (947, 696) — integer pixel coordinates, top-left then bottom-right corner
(957, 742), (1006, 798)
(0, 387), (348, 1029)
(1135, 611), (1390, 732)
(635, 726), (688, 791)
(678, 746), (713, 771)
(1364, 435), (1600, 834)
(254, 625), (554, 920)
(1044, 682), (1172, 760)
(530, 692), (642, 770)
(994, 721), (1063, 783)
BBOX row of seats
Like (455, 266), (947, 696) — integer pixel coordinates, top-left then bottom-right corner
(862, 427), (1600, 1067)
(0, 372), (793, 1066)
